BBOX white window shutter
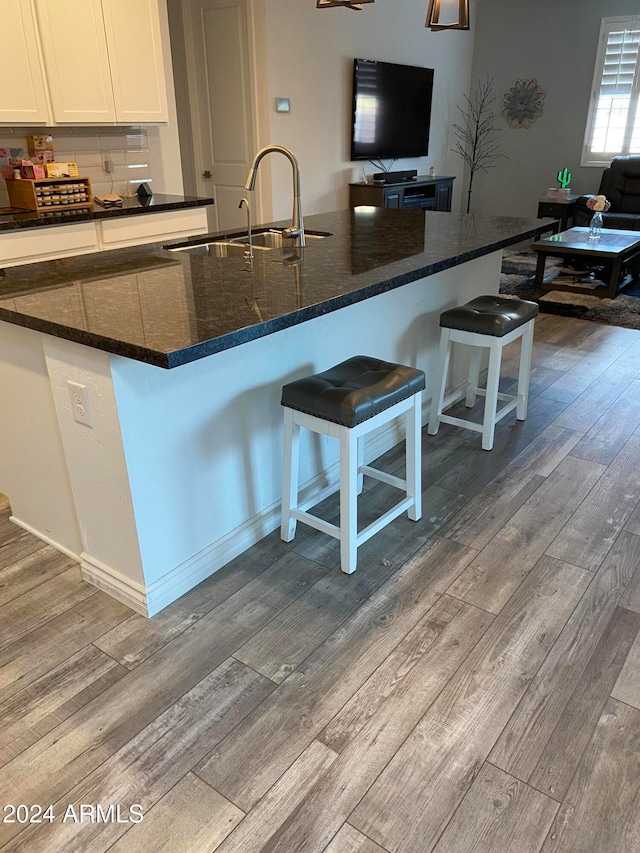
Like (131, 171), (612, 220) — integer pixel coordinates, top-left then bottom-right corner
(582, 18), (640, 165)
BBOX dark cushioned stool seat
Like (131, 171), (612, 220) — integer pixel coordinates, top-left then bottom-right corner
(281, 355), (426, 428)
(440, 295), (539, 338)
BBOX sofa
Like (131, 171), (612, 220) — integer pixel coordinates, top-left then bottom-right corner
(574, 155), (640, 230)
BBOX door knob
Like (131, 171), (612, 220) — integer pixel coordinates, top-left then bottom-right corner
(202, 170), (212, 179)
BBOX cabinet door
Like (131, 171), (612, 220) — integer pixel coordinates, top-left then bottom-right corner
(436, 181), (452, 212)
(0, 0), (50, 124)
(102, 0), (168, 123)
(385, 190), (402, 209)
(35, 0), (116, 123)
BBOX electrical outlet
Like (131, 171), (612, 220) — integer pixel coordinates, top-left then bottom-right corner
(67, 380), (92, 426)
(104, 159), (114, 173)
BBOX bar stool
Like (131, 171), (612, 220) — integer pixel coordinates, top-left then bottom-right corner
(428, 295), (538, 451)
(281, 355), (426, 574)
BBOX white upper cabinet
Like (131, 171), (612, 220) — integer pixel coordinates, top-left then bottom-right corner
(0, 0), (51, 124)
(102, 0), (169, 124)
(23, 0), (169, 125)
(36, 0), (116, 123)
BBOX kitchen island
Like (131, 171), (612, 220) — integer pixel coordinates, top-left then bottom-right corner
(0, 207), (553, 615)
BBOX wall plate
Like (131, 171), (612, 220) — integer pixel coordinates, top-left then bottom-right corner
(275, 97), (290, 113)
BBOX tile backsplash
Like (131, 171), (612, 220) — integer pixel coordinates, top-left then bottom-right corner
(0, 126), (154, 208)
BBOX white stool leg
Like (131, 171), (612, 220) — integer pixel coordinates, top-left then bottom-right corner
(357, 436), (365, 495)
(428, 329), (451, 436)
(406, 391), (422, 521)
(339, 426), (358, 574)
(482, 339), (503, 451)
(281, 407), (299, 542)
(466, 347), (482, 407)
(517, 320), (535, 420)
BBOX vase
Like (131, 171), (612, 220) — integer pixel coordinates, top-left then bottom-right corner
(589, 210), (603, 241)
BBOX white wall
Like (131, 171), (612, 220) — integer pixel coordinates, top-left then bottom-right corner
(470, 0), (640, 218)
(261, 0), (475, 217)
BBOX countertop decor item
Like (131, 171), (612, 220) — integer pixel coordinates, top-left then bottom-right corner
(316, 0), (373, 8)
(586, 194), (611, 242)
(426, 0), (469, 30)
(452, 76), (505, 213)
(557, 167), (572, 189)
(501, 79), (545, 129)
(94, 194), (123, 209)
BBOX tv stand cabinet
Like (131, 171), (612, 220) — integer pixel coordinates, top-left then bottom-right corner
(349, 175), (455, 212)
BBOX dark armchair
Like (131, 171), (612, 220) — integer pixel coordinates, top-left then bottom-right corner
(574, 155), (640, 230)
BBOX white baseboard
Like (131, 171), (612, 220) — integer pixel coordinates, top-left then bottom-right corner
(9, 515), (81, 563)
(81, 554), (149, 616)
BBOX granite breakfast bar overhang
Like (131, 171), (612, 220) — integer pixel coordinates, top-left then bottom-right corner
(0, 208), (554, 616)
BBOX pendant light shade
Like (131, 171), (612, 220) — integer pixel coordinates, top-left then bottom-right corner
(316, 0), (373, 9)
(426, 0), (469, 30)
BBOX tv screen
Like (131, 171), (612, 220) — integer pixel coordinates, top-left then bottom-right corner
(350, 58), (434, 161)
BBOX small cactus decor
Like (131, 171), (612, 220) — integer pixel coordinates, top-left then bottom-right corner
(557, 167), (572, 189)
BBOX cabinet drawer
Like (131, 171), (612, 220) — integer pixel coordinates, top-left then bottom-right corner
(0, 223), (98, 267)
(99, 208), (209, 248)
(538, 202), (564, 218)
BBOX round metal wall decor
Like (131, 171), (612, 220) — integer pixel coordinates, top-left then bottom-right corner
(501, 79), (545, 129)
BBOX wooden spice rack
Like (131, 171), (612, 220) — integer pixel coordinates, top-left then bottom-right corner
(6, 177), (92, 212)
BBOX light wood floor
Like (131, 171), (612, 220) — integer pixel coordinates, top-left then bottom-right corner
(2, 313), (640, 853)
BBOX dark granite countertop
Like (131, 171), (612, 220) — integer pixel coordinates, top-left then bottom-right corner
(0, 207), (554, 368)
(0, 193), (213, 232)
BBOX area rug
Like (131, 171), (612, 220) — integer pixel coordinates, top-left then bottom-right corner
(500, 249), (640, 330)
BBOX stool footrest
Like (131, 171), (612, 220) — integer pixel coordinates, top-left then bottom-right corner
(291, 509), (340, 540)
(358, 497), (413, 545)
(472, 389), (518, 403)
(293, 495), (415, 548)
(359, 465), (407, 491)
(439, 394), (522, 432)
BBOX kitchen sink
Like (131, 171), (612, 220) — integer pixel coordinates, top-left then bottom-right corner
(228, 229), (331, 248)
(165, 228), (331, 256)
(166, 241), (267, 258)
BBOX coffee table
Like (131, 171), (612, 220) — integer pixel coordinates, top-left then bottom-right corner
(532, 227), (640, 299)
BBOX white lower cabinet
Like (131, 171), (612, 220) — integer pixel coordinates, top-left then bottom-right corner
(0, 207), (209, 267)
(99, 207), (208, 249)
(0, 222), (99, 266)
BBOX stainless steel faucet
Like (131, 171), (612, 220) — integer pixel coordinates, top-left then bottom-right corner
(238, 197), (253, 264)
(244, 145), (305, 247)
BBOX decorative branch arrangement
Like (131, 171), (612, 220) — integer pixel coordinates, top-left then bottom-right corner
(452, 76), (505, 214)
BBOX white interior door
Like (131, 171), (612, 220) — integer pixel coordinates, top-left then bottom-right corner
(185, 0), (261, 232)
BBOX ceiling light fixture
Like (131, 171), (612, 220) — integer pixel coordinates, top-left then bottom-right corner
(316, 0), (374, 9)
(426, 0), (469, 30)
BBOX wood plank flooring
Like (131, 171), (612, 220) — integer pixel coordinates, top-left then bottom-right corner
(2, 313), (640, 852)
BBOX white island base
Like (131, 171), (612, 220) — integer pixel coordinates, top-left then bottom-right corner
(0, 252), (502, 616)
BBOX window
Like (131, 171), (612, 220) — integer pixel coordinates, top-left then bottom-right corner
(582, 17), (640, 166)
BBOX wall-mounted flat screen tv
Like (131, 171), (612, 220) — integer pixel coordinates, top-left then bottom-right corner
(350, 58), (434, 161)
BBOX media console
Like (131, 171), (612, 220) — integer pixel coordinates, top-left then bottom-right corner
(349, 175), (455, 212)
